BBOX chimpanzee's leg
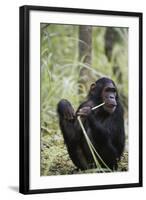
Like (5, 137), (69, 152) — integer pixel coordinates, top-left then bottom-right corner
(57, 99), (88, 170)
(57, 99), (75, 121)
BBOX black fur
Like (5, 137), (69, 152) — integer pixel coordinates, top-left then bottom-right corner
(57, 78), (125, 171)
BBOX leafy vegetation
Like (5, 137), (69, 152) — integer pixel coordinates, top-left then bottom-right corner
(40, 24), (128, 176)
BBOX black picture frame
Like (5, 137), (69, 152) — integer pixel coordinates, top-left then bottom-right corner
(19, 5), (143, 194)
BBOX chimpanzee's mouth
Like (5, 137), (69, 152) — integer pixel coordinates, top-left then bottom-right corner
(107, 104), (116, 108)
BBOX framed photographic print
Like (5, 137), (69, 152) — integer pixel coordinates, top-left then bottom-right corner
(19, 5), (143, 194)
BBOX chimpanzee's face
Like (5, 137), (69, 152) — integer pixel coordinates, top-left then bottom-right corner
(101, 83), (117, 114)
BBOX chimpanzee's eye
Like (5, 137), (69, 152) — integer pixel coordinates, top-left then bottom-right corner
(105, 88), (116, 93)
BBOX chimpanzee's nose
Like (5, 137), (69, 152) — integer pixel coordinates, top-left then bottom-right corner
(109, 95), (114, 99)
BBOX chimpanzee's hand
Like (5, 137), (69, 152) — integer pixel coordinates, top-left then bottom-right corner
(77, 106), (92, 117)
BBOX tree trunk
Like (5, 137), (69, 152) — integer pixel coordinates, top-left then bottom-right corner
(79, 25), (92, 65)
(104, 27), (117, 62)
(78, 25), (92, 95)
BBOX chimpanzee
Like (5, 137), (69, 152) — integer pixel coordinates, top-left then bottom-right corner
(57, 77), (125, 171)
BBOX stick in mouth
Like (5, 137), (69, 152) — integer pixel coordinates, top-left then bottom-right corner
(91, 102), (105, 111)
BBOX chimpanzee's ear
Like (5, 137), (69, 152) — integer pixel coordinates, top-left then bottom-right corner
(90, 83), (96, 94)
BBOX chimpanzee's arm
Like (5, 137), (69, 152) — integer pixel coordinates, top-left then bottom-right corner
(76, 104), (116, 146)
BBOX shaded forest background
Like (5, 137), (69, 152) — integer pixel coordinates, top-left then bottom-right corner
(40, 24), (128, 176)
